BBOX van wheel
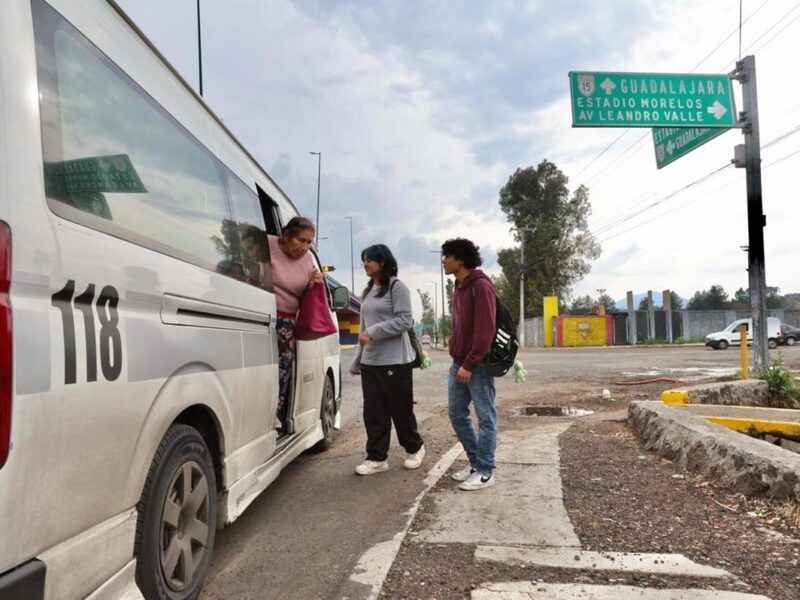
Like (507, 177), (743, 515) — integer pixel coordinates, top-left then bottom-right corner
(135, 424), (217, 600)
(717, 340), (728, 350)
(312, 376), (336, 452)
(787, 337), (796, 346)
(768, 338), (778, 349)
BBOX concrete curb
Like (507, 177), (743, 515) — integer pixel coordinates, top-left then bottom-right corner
(661, 379), (769, 406)
(628, 401), (800, 502)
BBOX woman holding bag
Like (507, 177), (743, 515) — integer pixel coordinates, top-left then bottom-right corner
(242, 216), (323, 432)
(350, 244), (425, 475)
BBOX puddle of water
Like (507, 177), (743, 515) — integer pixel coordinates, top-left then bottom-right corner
(622, 367), (737, 381)
(513, 405), (594, 417)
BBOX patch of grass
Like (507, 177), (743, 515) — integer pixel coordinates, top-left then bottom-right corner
(673, 336), (706, 344)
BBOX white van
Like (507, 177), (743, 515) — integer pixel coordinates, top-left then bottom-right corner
(705, 317), (782, 350)
(0, 1), (347, 599)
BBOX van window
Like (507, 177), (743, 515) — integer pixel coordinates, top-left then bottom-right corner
(33, 0), (231, 270)
(225, 174), (273, 289)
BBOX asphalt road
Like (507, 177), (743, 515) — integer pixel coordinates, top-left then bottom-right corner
(199, 343), (800, 599)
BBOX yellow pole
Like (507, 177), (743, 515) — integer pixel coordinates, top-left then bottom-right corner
(740, 323), (748, 379)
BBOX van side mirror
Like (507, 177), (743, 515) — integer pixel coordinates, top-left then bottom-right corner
(332, 287), (349, 309)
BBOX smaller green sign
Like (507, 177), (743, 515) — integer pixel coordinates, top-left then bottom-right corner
(44, 154), (147, 197)
(652, 127), (728, 169)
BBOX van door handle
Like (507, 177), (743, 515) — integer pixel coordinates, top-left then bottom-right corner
(161, 294), (270, 332)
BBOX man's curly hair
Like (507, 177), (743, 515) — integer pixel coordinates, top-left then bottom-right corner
(441, 238), (482, 269)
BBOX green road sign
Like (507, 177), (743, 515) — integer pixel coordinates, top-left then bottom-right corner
(44, 154), (147, 197)
(569, 71), (736, 128)
(652, 126), (728, 169)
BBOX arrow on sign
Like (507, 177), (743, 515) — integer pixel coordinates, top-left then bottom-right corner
(666, 140), (675, 155)
(707, 100), (728, 120)
(600, 78), (616, 95)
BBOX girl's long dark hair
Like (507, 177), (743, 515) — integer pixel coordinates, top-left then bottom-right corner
(361, 244), (399, 299)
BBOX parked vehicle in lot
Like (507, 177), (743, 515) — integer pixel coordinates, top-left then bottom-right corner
(0, 1), (347, 598)
(420, 334), (432, 345)
(779, 324), (799, 346)
(705, 317), (781, 350)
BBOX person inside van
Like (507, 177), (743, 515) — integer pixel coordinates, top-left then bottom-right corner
(242, 218), (322, 431)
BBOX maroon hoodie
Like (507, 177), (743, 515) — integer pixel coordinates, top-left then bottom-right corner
(449, 269), (496, 372)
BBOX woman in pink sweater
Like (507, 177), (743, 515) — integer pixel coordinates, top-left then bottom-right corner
(241, 216), (322, 431)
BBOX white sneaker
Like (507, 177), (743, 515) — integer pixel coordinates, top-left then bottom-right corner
(403, 445), (425, 470)
(355, 460), (389, 476)
(458, 472), (495, 491)
(451, 464), (475, 482)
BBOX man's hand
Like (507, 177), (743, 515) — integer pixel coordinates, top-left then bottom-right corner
(359, 331), (371, 346)
(456, 366), (472, 383)
(310, 270), (324, 284)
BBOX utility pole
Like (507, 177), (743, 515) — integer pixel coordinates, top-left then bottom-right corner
(732, 55), (768, 370)
(344, 216), (354, 293)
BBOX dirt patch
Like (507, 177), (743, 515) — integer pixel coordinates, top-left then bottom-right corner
(560, 418), (800, 599)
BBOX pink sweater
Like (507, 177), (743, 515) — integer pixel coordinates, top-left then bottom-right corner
(268, 235), (315, 315)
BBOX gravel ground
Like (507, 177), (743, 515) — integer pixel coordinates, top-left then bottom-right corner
(380, 385), (800, 599)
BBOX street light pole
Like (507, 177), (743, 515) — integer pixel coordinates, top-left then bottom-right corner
(196, 0), (203, 96)
(431, 282), (438, 347)
(309, 151), (321, 247)
(344, 216), (354, 293)
(513, 226), (535, 348)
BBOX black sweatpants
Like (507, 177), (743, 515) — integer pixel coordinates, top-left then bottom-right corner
(361, 362), (423, 461)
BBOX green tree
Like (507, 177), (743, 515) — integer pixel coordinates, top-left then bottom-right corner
(567, 295), (594, 314)
(731, 286), (785, 309)
(417, 290), (434, 333)
(497, 160), (601, 319)
(595, 288), (617, 312)
(686, 285), (730, 310)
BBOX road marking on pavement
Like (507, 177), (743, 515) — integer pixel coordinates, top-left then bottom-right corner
(475, 546), (734, 579)
(346, 442), (464, 599)
(471, 581), (771, 599)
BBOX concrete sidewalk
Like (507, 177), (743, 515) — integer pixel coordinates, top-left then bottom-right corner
(407, 420), (771, 599)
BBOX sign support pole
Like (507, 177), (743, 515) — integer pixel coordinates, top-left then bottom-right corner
(734, 55), (768, 371)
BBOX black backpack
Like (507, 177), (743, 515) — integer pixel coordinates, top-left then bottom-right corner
(473, 287), (519, 377)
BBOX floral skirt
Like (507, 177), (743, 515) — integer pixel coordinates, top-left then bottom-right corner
(276, 316), (296, 421)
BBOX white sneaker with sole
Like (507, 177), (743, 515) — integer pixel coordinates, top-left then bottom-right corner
(451, 464), (475, 482)
(458, 472), (495, 491)
(403, 445), (425, 470)
(355, 460), (389, 476)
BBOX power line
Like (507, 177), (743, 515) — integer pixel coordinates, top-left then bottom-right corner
(589, 123), (800, 239)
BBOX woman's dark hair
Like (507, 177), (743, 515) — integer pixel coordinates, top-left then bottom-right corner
(441, 238), (482, 269)
(360, 244), (399, 299)
(282, 216), (316, 239)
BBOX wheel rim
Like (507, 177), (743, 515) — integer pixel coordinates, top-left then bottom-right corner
(788, 338), (796, 346)
(159, 460), (211, 592)
(321, 380), (335, 439)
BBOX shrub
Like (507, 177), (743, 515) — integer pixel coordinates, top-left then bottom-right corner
(756, 360), (800, 407)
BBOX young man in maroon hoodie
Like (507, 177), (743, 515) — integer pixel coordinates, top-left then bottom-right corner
(441, 238), (497, 490)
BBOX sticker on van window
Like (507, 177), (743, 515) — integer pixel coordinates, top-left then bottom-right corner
(51, 280), (123, 384)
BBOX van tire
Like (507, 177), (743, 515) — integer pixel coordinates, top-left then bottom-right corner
(135, 424), (217, 600)
(312, 376), (336, 452)
(768, 338), (778, 349)
(717, 340), (728, 350)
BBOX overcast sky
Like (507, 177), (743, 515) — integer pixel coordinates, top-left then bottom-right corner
(117, 0), (800, 315)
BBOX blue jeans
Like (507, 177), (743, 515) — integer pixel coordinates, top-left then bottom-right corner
(448, 362), (497, 477)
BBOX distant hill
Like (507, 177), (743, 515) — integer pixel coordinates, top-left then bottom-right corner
(784, 293), (800, 309)
(614, 291), (684, 309)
